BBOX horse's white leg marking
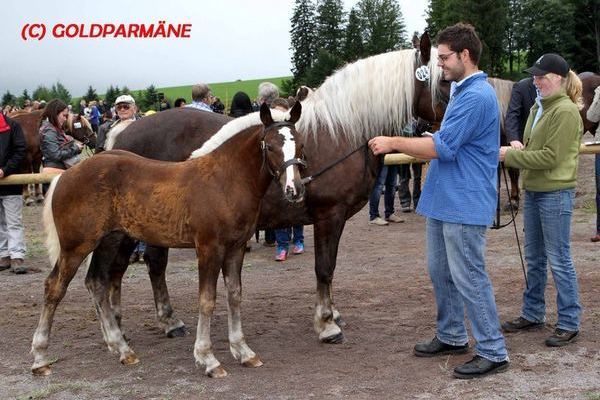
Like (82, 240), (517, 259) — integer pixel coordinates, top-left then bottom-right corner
(193, 308), (225, 377)
(314, 303), (343, 340)
(223, 274), (262, 368)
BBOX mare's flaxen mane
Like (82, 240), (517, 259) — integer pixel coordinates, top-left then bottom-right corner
(297, 48), (443, 145)
(190, 109), (288, 158)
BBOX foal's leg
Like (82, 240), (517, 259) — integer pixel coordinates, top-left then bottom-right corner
(85, 236), (139, 365)
(193, 246), (227, 378)
(31, 251), (89, 375)
(222, 245), (262, 368)
(313, 213), (346, 343)
(144, 245), (186, 337)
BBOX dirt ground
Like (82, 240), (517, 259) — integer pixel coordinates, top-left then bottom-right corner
(1, 152), (599, 400)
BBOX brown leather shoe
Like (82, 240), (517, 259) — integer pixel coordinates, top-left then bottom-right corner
(10, 258), (27, 274)
(590, 234), (600, 243)
(0, 256), (10, 271)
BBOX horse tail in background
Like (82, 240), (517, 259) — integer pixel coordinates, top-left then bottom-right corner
(43, 175), (62, 266)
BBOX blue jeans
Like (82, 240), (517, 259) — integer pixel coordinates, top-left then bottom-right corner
(369, 165), (397, 220)
(275, 225), (304, 251)
(595, 154), (600, 234)
(521, 189), (581, 331)
(426, 218), (507, 362)
(135, 241), (146, 253)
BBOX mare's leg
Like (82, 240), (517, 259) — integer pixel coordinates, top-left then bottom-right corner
(222, 245), (262, 368)
(144, 245), (186, 337)
(193, 245), (227, 378)
(313, 212), (346, 343)
(85, 234), (139, 365)
(31, 250), (90, 375)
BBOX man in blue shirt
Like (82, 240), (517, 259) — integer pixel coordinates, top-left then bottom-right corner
(185, 83), (214, 112)
(369, 23), (509, 379)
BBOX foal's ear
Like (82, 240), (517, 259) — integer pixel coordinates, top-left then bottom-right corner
(288, 100), (302, 124)
(420, 31), (431, 65)
(260, 102), (274, 127)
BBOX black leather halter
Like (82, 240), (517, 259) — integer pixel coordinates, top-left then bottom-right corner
(260, 121), (307, 178)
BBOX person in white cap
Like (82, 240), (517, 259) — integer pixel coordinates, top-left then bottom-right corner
(96, 94), (137, 152)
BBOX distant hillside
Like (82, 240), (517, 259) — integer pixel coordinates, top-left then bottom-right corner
(132, 76), (292, 109)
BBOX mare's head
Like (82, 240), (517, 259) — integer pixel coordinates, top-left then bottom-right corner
(259, 101), (305, 203)
(66, 114), (96, 148)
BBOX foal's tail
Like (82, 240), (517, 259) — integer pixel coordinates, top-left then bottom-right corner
(42, 175), (62, 266)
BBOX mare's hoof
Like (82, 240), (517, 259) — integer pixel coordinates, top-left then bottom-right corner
(242, 355), (263, 368)
(321, 332), (345, 344)
(32, 365), (52, 376)
(166, 326), (186, 338)
(120, 352), (140, 365)
(334, 316), (346, 327)
(207, 365), (228, 378)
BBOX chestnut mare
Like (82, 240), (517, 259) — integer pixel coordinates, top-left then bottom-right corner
(31, 103), (306, 377)
(580, 72), (600, 134)
(9, 110), (95, 204)
(72, 33), (449, 363)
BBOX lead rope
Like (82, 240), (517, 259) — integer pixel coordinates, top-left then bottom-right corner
(492, 163), (528, 289)
(300, 143), (368, 185)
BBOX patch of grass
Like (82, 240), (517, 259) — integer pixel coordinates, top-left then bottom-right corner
(580, 199), (597, 215)
(585, 392), (600, 400)
(17, 381), (89, 400)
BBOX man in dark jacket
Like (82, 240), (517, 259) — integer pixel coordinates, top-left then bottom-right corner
(505, 77), (537, 148)
(0, 114), (27, 273)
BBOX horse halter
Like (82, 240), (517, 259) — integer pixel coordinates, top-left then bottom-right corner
(260, 121), (307, 179)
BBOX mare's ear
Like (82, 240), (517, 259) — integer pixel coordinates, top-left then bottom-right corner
(420, 31), (431, 65)
(296, 86), (310, 102)
(288, 100), (302, 124)
(260, 102), (273, 127)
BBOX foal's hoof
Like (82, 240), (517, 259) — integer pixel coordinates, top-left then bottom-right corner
(207, 365), (228, 378)
(166, 326), (186, 338)
(321, 332), (345, 344)
(334, 316), (347, 328)
(24, 198), (35, 207)
(120, 352), (140, 365)
(32, 365), (52, 376)
(242, 355), (263, 368)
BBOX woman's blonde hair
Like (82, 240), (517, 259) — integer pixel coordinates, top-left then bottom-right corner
(564, 70), (583, 109)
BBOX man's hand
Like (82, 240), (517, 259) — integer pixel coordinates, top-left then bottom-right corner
(368, 136), (396, 155)
(510, 140), (524, 150)
(0, 169), (5, 178)
(499, 146), (511, 162)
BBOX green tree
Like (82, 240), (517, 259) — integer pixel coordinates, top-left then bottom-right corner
(104, 85), (118, 106)
(290, 0), (317, 80)
(18, 89), (31, 108)
(32, 85), (51, 101)
(51, 82), (72, 104)
(316, 0), (346, 58)
(357, 0), (408, 56)
(141, 84), (159, 111)
(83, 85), (98, 103)
(343, 8), (364, 61)
(304, 48), (343, 87)
(1, 91), (16, 107)
(568, 0), (599, 72)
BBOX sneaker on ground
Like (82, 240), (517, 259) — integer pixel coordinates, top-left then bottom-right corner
(275, 249), (288, 262)
(369, 217), (389, 226)
(292, 242), (304, 255)
(386, 214), (405, 223)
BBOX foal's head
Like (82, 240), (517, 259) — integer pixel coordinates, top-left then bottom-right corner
(67, 114), (97, 148)
(259, 101), (305, 203)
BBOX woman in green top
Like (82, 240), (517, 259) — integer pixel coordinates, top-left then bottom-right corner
(499, 53), (583, 348)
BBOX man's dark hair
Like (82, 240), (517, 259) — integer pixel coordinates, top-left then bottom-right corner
(174, 98), (186, 107)
(437, 23), (482, 65)
(41, 99), (68, 130)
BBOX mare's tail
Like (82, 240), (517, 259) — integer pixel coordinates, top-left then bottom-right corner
(42, 175), (62, 266)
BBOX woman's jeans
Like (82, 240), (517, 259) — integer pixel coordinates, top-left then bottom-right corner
(275, 225), (304, 251)
(369, 165), (397, 220)
(426, 217), (508, 362)
(521, 189), (581, 331)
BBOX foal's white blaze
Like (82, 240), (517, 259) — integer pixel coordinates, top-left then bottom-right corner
(280, 126), (297, 195)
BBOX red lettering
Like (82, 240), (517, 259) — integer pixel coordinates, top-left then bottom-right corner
(128, 24), (139, 37)
(181, 24), (191, 38)
(52, 23), (65, 38)
(114, 24), (126, 37)
(103, 24), (115, 37)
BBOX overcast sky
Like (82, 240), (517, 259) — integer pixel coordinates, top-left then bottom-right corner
(1, 0), (428, 97)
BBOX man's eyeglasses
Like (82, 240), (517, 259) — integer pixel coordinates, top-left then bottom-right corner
(116, 104), (131, 110)
(437, 51), (456, 63)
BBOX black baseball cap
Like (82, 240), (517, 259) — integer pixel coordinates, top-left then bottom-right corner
(525, 53), (569, 77)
